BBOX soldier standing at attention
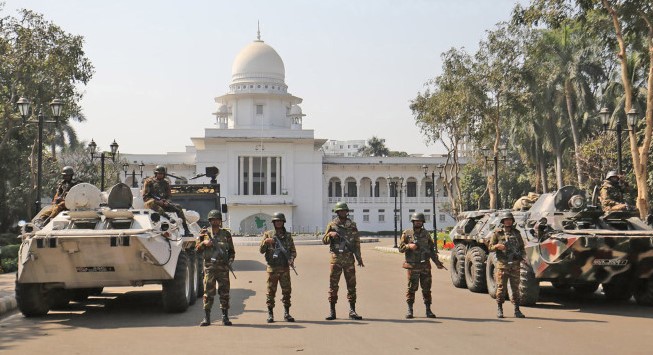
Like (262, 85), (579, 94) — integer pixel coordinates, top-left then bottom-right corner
(197, 210), (235, 326)
(599, 170), (630, 212)
(399, 212), (444, 319)
(322, 201), (364, 320)
(35, 166), (79, 226)
(142, 165), (192, 236)
(488, 212), (526, 319)
(260, 212), (297, 323)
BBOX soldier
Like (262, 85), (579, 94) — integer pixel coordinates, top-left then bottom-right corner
(322, 201), (364, 320)
(142, 165), (192, 236)
(34, 166), (79, 226)
(399, 212), (445, 319)
(260, 212), (297, 323)
(512, 192), (540, 211)
(488, 212), (526, 319)
(196, 209), (235, 326)
(599, 171), (630, 212)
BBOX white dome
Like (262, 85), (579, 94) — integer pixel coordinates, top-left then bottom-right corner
(289, 104), (304, 116)
(231, 40), (285, 85)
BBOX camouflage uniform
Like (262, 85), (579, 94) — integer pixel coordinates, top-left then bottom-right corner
(36, 178), (79, 221)
(399, 228), (434, 304)
(599, 180), (628, 212)
(488, 227), (525, 305)
(323, 217), (361, 304)
(260, 229), (297, 309)
(141, 176), (189, 228)
(196, 227), (235, 311)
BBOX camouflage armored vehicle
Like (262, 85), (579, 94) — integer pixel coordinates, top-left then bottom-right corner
(449, 185), (653, 306)
(16, 182), (203, 317)
(168, 166), (227, 228)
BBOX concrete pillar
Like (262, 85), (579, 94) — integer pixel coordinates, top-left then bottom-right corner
(266, 156), (271, 195)
(248, 156), (253, 195)
(239, 156), (244, 195)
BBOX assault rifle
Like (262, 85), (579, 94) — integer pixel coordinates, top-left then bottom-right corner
(273, 235), (298, 276)
(336, 225), (364, 267)
(502, 236), (524, 266)
(210, 237), (237, 279)
(412, 233), (447, 270)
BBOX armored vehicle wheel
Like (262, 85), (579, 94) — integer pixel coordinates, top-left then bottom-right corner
(49, 288), (72, 309)
(16, 282), (50, 317)
(162, 251), (191, 313)
(572, 283), (599, 296)
(602, 279), (633, 302)
(486, 253), (503, 299)
(464, 246), (487, 293)
(450, 244), (467, 288)
(634, 277), (653, 306)
(188, 250), (198, 305)
(518, 262), (539, 306)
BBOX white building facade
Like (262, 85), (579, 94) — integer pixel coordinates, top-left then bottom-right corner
(124, 35), (461, 235)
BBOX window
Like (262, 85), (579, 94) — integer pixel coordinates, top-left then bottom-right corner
(425, 214), (431, 222)
(374, 182), (379, 197)
(256, 105), (263, 115)
(378, 214), (385, 222)
(239, 156), (281, 196)
(347, 181), (357, 197)
(440, 214), (445, 222)
(409, 209), (415, 213)
(406, 181), (417, 197)
(425, 182), (434, 197)
(363, 215), (369, 222)
(363, 209), (369, 213)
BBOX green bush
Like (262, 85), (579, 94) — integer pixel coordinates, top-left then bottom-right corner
(0, 232), (20, 247)
(1, 257), (18, 273)
(1, 244), (20, 259)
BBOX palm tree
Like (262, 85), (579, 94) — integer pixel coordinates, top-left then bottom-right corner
(358, 136), (390, 157)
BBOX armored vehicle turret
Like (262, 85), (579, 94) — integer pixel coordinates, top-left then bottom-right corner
(16, 183), (203, 317)
(449, 185), (653, 306)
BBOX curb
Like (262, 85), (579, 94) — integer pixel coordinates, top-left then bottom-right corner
(374, 246), (452, 262)
(233, 237), (379, 246)
(0, 295), (17, 317)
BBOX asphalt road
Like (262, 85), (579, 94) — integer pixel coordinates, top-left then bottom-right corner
(1, 244), (651, 354)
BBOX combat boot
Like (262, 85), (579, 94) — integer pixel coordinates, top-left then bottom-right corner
(425, 303), (436, 318)
(283, 305), (295, 322)
(497, 303), (504, 319)
(199, 310), (211, 326)
(405, 302), (414, 319)
(325, 302), (336, 320)
(267, 307), (274, 323)
(514, 305), (526, 318)
(221, 309), (232, 326)
(348, 302), (363, 320)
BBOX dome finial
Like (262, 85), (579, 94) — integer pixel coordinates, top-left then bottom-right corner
(257, 20), (261, 41)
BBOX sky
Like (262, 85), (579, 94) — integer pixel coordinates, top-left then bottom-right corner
(3, 0), (525, 155)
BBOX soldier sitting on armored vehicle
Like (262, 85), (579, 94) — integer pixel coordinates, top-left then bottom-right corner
(142, 165), (192, 236)
(599, 171), (631, 213)
(34, 166), (79, 227)
(513, 192), (540, 211)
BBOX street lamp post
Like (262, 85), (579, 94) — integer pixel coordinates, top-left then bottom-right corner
(482, 146), (507, 210)
(599, 107), (639, 174)
(88, 139), (119, 191)
(422, 164), (443, 246)
(122, 161), (145, 188)
(17, 97), (63, 214)
(391, 180), (398, 248)
(388, 176), (404, 248)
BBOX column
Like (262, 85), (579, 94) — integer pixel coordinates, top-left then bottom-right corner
(248, 156), (253, 196)
(266, 156), (271, 196)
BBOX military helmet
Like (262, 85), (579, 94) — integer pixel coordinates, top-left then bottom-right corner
(271, 212), (286, 222)
(410, 212), (426, 222)
(606, 170), (619, 180)
(61, 166), (74, 176)
(499, 211), (515, 223)
(207, 209), (222, 220)
(333, 201), (349, 212)
(154, 165), (166, 175)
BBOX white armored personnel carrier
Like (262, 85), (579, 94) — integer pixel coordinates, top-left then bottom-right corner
(15, 182), (203, 316)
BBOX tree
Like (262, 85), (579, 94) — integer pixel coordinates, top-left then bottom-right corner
(0, 7), (93, 229)
(358, 136), (390, 157)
